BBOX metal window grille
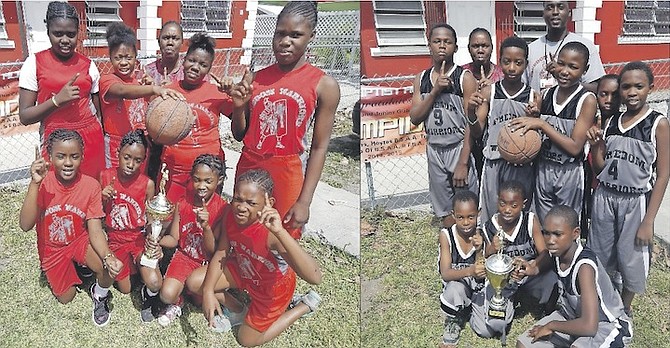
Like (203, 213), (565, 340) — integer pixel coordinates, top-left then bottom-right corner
(180, 0), (232, 34)
(372, 0), (427, 47)
(513, 1), (546, 43)
(623, 0), (670, 36)
(84, 1), (122, 43)
(0, 3), (8, 40)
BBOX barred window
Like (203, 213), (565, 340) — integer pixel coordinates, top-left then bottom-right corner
(513, 1), (546, 43)
(622, 0), (670, 37)
(371, 1), (428, 56)
(181, 0), (232, 35)
(0, 2), (13, 49)
(84, 1), (122, 46)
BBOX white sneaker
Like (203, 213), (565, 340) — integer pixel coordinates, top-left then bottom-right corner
(211, 307), (245, 333)
(293, 289), (321, 318)
(157, 304), (182, 327)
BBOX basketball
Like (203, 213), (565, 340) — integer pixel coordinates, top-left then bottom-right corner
(145, 98), (195, 145)
(497, 122), (542, 165)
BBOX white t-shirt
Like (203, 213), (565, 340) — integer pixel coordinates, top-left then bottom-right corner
(523, 32), (605, 94)
(18, 52), (100, 93)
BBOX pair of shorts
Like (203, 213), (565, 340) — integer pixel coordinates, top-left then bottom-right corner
(227, 262), (296, 332)
(517, 310), (632, 347)
(165, 249), (206, 284)
(534, 160), (584, 224)
(426, 143), (479, 217)
(236, 149), (304, 239)
(108, 230), (145, 281)
(40, 231), (90, 297)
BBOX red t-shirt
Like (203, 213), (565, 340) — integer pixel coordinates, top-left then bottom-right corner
(161, 81), (232, 174)
(462, 62), (505, 83)
(36, 171), (104, 268)
(177, 193), (227, 263)
(244, 63), (324, 156)
(99, 73), (148, 136)
(100, 168), (149, 233)
(224, 208), (291, 288)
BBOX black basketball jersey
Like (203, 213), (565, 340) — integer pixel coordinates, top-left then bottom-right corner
(554, 243), (626, 322)
(484, 82), (535, 160)
(539, 85), (594, 164)
(598, 109), (664, 194)
(484, 211), (537, 261)
(419, 65), (467, 147)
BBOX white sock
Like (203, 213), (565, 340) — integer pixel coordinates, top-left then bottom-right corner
(93, 282), (110, 299)
(146, 288), (158, 297)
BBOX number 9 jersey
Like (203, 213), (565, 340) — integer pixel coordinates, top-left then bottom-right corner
(419, 65), (467, 147)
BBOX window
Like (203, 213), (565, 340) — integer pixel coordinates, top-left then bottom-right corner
(513, 1), (546, 43)
(371, 0), (428, 56)
(181, 0), (232, 37)
(84, 1), (122, 46)
(621, 1), (670, 39)
(0, 2), (14, 49)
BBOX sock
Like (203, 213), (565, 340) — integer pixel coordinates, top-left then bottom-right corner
(93, 282), (110, 300)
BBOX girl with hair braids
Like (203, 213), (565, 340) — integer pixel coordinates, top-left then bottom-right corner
(225, 1), (341, 239)
(18, 1), (105, 179)
(100, 22), (183, 171)
(160, 32), (234, 202)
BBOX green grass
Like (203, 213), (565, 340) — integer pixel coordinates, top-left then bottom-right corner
(361, 209), (670, 347)
(0, 186), (359, 348)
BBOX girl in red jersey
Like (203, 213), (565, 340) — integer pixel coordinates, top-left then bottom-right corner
(19, 129), (124, 327)
(99, 130), (166, 323)
(156, 154), (228, 326)
(160, 33), (233, 202)
(18, 1), (104, 179)
(226, 1), (340, 238)
(200, 169), (322, 346)
(100, 23), (183, 170)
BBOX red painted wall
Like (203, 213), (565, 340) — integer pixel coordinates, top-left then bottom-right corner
(595, 1), (670, 63)
(0, 1), (25, 62)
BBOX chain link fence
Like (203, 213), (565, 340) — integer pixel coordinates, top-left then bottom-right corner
(361, 59), (670, 212)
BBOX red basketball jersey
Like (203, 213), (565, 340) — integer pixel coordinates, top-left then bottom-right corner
(177, 193), (227, 262)
(100, 168), (149, 233)
(37, 171), (104, 268)
(225, 209), (291, 288)
(99, 73), (148, 136)
(244, 63), (324, 155)
(161, 81), (232, 174)
(34, 50), (98, 130)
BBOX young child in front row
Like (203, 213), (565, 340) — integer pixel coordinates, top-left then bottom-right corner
(516, 205), (632, 348)
(466, 36), (541, 226)
(156, 154), (228, 326)
(482, 180), (557, 330)
(409, 23), (479, 228)
(200, 169), (323, 347)
(587, 61), (669, 316)
(99, 130), (163, 323)
(509, 42), (597, 224)
(437, 190), (512, 347)
(19, 129), (123, 327)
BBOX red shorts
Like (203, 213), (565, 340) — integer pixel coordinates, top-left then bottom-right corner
(104, 133), (149, 174)
(108, 230), (145, 281)
(40, 232), (90, 297)
(227, 262), (296, 332)
(236, 150), (304, 239)
(42, 120), (105, 180)
(165, 249), (206, 284)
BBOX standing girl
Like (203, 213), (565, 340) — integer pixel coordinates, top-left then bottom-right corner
(228, 1), (340, 238)
(18, 1), (104, 179)
(157, 154), (228, 326)
(100, 22), (183, 170)
(19, 129), (123, 327)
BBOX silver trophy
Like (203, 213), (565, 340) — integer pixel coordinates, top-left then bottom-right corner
(485, 229), (514, 319)
(140, 164), (175, 268)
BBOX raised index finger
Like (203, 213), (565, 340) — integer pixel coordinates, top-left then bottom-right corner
(67, 73), (80, 86)
(480, 65), (485, 80)
(242, 67), (253, 84)
(440, 60), (446, 76)
(264, 192), (271, 208)
(34, 145), (40, 160)
(209, 72), (223, 87)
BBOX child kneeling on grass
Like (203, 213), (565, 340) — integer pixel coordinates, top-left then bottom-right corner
(19, 129), (123, 327)
(516, 205), (632, 348)
(200, 169), (322, 347)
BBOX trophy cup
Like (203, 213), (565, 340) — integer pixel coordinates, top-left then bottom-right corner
(485, 229), (514, 319)
(140, 164), (175, 268)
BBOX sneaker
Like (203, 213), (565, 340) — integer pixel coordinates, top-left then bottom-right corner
(441, 316), (463, 346)
(211, 314), (232, 333)
(295, 289), (321, 318)
(90, 284), (112, 327)
(140, 286), (159, 324)
(223, 307), (245, 327)
(157, 304), (182, 327)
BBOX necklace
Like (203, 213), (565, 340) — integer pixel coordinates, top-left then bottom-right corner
(544, 32), (568, 66)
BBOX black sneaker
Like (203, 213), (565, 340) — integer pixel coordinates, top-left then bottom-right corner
(90, 284), (112, 327)
(140, 286), (158, 323)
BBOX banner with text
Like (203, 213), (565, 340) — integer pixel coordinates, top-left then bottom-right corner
(0, 79), (39, 137)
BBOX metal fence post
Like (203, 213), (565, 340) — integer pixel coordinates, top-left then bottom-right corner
(365, 160), (376, 208)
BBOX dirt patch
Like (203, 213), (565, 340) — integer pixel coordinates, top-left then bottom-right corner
(361, 276), (384, 314)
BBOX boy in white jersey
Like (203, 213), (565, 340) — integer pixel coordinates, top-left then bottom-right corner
(410, 24), (479, 228)
(587, 61), (669, 316)
(508, 42), (597, 224)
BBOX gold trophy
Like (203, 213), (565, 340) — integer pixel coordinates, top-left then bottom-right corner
(140, 164), (175, 269)
(485, 229), (514, 319)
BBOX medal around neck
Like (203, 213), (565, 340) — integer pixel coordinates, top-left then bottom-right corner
(141, 164), (175, 268)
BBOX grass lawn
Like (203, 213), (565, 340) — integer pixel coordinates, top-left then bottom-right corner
(361, 209), (670, 347)
(0, 186), (360, 347)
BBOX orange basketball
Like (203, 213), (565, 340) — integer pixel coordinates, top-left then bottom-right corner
(145, 98), (195, 145)
(497, 122), (542, 165)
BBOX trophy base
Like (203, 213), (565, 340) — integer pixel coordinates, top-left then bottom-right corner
(488, 297), (508, 319)
(140, 254), (159, 269)
(488, 307), (506, 319)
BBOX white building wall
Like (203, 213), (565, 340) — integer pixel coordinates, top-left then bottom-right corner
(446, 1), (497, 66)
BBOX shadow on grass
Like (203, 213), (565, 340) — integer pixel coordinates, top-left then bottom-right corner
(328, 134), (359, 159)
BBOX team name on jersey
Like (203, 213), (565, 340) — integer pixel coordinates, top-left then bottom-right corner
(279, 88), (307, 126)
(230, 240), (276, 272)
(451, 263), (472, 270)
(605, 149), (647, 171)
(492, 112), (518, 126)
(57, 204), (86, 219)
(432, 101), (458, 112)
(189, 102), (217, 124)
(426, 126), (463, 136)
(503, 246), (535, 258)
(601, 182), (646, 194)
(252, 89), (275, 104)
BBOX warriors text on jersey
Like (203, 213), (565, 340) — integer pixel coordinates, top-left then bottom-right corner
(419, 65), (467, 146)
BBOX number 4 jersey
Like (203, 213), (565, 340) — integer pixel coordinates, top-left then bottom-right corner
(598, 109), (665, 194)
(419, 65), (467, 147)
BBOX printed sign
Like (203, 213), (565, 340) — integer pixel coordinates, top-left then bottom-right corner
(0, 79), (39, 137)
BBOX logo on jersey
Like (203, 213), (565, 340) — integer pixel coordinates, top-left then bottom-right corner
(110, 203), (132, 230)
(183, 232), (204, 260)
(257, 97), (288, 149)
(48, 214), (75, 244)
(236, 253), (262, 286)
